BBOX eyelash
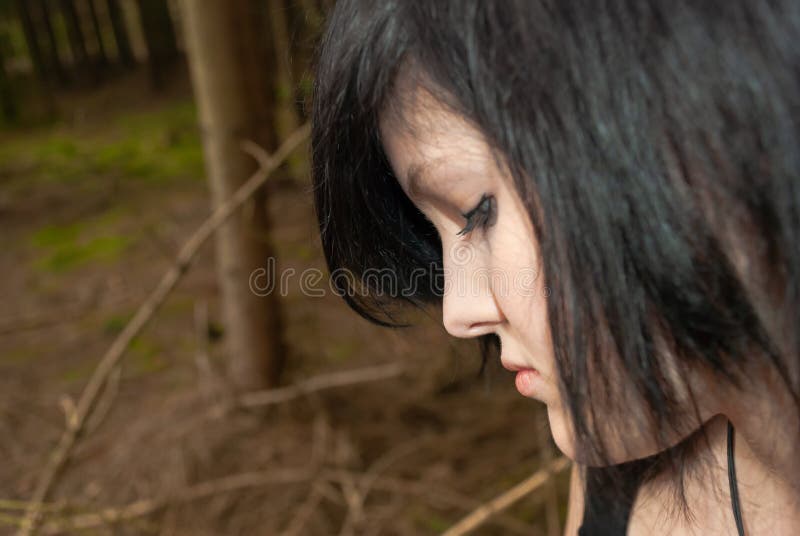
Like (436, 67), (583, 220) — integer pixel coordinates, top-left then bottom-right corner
(457, 194), (496, 236)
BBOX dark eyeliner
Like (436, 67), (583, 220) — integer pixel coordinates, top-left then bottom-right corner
(457, 194), (496, 236)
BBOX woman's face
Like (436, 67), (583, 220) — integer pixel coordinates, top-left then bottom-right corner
(379, 89), (578, 459)
(379, 87), (725, 464)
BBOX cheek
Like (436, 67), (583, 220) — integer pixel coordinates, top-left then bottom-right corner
(491, 239), (554, 361)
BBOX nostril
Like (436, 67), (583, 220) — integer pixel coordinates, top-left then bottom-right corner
(467, 321), (499, 336)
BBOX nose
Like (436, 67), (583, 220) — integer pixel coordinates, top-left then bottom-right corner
(441, 243), (504, 338)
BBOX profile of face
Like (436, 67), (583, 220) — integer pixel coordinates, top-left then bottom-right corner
(379, 85), (728, 465)
(379, 88), (579, 458)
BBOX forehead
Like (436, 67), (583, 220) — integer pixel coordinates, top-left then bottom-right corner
(378, 89), (491, 196)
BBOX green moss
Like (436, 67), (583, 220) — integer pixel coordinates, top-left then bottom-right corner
(298, 73), (314, 99)
(61, 361), (97, 383)
(30, 221), (85, 248)
(284, 243), (315, 261)
(0, 348), (34, 365)
(103, 312), (133, 336)
(324, 340), (359, 363)
(1, 99), (205, 186)
(411, 507), (452, 534)
(36, 137), (80, 160)
(33, 234), (131, 273)
(129, 338), (167, 376)
(162, 295), (194, 315)
(276, 83), (293, 101)
(29, 207), (133, 273)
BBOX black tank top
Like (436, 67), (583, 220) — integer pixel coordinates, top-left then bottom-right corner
(578, 420), (745, 535)
(577, 458), (649, 535)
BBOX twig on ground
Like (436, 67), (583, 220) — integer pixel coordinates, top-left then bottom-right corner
(84, 364), (121, 436)
(0, 500), (66, 513)
(280, 481), (325, 536)
(15, 124), (311, 536)
(0, 512), (23, 528)
(39, 468), (311, 535)
(338, 434), (431, 533)
(6, 460), (544, 536)
(280, 412), (331, 536)
(237, 361), (406, 409)
(165, 361), (407, 442)
(440, 456), (571, 536)
(336, 470), (363, 536)
(324, 469), (539, 536)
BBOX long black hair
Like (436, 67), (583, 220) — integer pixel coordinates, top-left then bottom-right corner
(311, 0), (800, 514)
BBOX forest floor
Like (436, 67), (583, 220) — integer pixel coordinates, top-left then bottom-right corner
(0, 68), (570, 536)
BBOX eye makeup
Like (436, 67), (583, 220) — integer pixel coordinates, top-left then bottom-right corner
(457, 193), (496, 236)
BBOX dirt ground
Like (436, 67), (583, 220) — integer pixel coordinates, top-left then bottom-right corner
(0, 69), (570, 535)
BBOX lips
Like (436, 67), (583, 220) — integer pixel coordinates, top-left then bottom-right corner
(500, 358), (542, 399)
(514, 369), (541, 398)
(500, 358), (537, 373)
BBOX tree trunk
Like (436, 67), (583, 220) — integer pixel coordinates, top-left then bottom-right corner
(15, 0), (57, 117)
(267, 0), (298, 138)
(60, 0), (92, 79)
(266, 0), (306, 179)
(292, 0), (324, 119)
(87, 0), (109, 67)
(0, 41), (17, 124)
(181, 0), (286, 390)
(37, 0), (69, 86)
(136, 0), (178, 90)
(106, 0), (135, 67)
(16, 0), (48, 86)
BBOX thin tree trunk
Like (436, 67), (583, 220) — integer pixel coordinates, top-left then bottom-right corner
(60, 0), (92, 80)
(15, 0), (57, 117)
(0, 43), (17, 123)
(106, 0), (135, 67)
(288, 0), (322, 122)
(266, 0), (306, 179)
(267, 0), (299, 138)
(87, 0), (109, 67)
(181, 0), (286, 390)
(37, 0), (69, 86)
(16, 0), (48, 86)
(137, 0), (178, 90)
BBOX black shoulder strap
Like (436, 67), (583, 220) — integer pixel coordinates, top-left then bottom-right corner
(727, 418), (746, 536)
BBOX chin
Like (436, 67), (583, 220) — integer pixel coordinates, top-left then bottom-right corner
(546, 408), (631, 466)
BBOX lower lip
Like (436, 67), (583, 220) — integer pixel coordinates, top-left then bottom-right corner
(514, 369), (541, 398)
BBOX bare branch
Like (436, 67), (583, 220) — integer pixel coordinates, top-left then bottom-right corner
(40, 468), (311, 535)
(238, 361), (406, 409)
(15, 124), (311, 536)
(441, 457), (571, 536)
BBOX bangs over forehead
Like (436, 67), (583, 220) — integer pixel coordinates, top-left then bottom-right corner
(311, 5), (453, 326)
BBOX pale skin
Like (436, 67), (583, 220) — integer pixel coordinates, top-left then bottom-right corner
(379, 84), (800, 534)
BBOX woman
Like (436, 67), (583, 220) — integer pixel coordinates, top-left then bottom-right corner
(310, 1), (800, 534)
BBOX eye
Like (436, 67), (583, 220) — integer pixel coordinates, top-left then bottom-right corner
(457, 194), (496, 236)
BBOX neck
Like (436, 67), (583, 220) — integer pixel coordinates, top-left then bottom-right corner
(727, 383), (800, 534)
(630, 413), (800, 535)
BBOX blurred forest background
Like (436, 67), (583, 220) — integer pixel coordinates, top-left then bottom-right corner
(0, 1), (570, 535)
